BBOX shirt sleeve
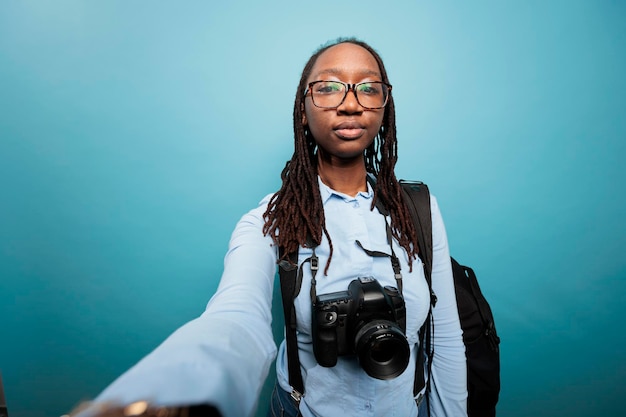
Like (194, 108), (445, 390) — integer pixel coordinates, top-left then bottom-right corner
(86, 202), (278, 417)
(427, 196), (468, 416)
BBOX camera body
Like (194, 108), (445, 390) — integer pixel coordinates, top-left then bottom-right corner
(312, 277), (410, 380)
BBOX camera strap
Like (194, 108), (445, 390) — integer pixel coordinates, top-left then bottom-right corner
(354, 217), (403, 293)
(308, 248), (319, 306)
(308, 221), (402, 305)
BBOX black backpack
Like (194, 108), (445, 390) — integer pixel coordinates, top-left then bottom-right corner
(401, 180), (500, 417)
(278, 180), (501, 416)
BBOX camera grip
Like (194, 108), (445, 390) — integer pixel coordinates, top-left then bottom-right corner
(313, 309), (339, 367)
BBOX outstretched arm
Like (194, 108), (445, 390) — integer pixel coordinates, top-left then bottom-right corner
(83, 202), (278, 417)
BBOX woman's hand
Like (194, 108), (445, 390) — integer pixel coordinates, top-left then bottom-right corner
(65, 401), (222, 417)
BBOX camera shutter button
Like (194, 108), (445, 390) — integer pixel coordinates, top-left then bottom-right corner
(384, 286), (399, 296)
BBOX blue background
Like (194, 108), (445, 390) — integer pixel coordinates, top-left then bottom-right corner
(1, 1), (625, 416)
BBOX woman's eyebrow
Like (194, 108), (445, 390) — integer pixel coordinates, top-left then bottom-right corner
(314, 68), (381, 78)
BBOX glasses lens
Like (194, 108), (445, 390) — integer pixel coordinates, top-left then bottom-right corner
(310, 81), (346, 108)
(355, 82), (388, 109)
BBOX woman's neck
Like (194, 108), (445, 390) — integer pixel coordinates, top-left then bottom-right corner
(317, 155), (368, 197)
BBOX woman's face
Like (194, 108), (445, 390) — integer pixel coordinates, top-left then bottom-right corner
(303, 43), (386, 162)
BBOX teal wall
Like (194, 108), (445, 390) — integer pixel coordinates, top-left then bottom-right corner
(1, 1), (624, 416)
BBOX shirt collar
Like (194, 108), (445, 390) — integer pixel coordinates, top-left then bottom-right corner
(318, 176), (374, 205)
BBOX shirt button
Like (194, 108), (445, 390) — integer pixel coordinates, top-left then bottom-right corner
(365, 401), (371, 409)
(353, 201), (360, 208)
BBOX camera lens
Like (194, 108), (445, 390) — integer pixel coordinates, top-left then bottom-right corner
(354, 320), (410, 380)
(370, 339), (396, 363)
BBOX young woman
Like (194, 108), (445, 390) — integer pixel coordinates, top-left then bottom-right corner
(86, 38), (467, 417)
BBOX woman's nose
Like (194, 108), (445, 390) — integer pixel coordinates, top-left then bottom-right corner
(337, 87), (363, 113)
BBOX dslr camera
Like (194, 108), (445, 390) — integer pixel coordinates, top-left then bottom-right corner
(312, 277), (410, 380)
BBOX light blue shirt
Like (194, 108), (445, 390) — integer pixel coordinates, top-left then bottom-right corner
(91, 179), (467, 417)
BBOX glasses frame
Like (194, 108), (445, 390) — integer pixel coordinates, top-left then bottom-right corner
(304, 80), (392, 110)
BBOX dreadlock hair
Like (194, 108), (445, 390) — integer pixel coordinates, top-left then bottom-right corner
(262, 37), (419, 274)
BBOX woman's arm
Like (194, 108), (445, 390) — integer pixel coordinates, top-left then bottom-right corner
(89, 202), (278, 417)
(427, 196), (468, 416)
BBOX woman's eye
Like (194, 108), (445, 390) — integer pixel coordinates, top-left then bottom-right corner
(316, 82), (343, 94)
(358, 83), (380, 95)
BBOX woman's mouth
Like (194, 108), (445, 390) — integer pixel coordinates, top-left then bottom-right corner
(334, 122), (365, 140)
(335, 128), (365, 139)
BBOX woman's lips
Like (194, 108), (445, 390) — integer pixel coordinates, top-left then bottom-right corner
(334, 122), (365, 140)
(335, 128), (365, 139)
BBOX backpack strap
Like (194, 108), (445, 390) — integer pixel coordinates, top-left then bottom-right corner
(399, 181), (433, 281)
(399, 181), (437, 402)
(278, 247), (305, 402)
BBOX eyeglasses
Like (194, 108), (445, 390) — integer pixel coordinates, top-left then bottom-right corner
(304, 80), (392, 109)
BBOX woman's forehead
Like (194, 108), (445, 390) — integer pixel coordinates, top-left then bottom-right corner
(309, 43), (381, 80)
